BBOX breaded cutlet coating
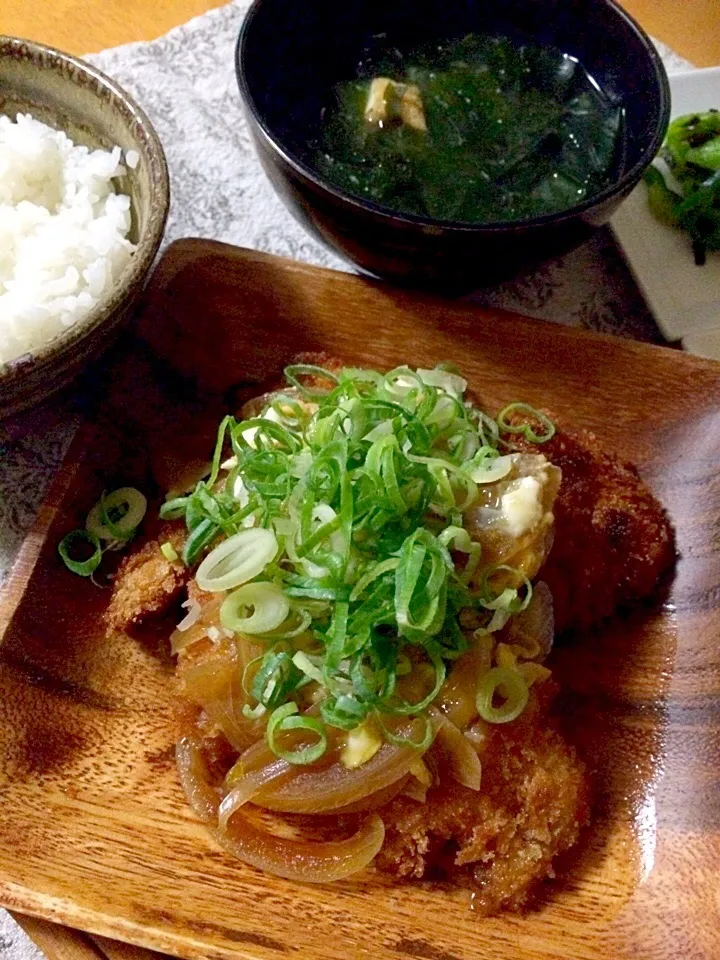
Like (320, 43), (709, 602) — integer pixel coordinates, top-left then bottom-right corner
(375, 682), (589, 914)
(105, 521), (188, 632)
(508, 425), (675, 633)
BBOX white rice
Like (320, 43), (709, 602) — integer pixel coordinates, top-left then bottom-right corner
(0, 112), (136, 365)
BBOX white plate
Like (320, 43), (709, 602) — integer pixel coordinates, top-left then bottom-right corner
(610, 67), (720, 349)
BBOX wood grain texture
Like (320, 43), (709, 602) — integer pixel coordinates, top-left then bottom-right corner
(15, 915), (174, 960)
(2, 239), (720, 960)
(3, 0), (716, 949)
(2, 0), (718, 66)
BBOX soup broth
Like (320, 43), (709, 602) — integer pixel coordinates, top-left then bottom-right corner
(313, 34), (625, 223)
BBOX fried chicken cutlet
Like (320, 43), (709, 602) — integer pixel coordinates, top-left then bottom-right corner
(105, 520), (188, 632)
(507, 425), (674, 633)
(102, 356), (600, 913)
(375, 681), (589, 914)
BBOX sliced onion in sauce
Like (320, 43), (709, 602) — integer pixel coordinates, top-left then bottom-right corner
(436, 644), (491, 730)
(177, 637), (265, 751)
(429, 709), (482, 791)
(218, 758), (295, 831)
(504, 580), (554, 661)
(402, 776), (429, 804)
(176, 736), (220, 823)
(255, 719), (433, 814)
(171, 594), (224, 654)
(327, 776), (411, 814)
(464, 718), (491, 756)
(175, 599), (202, 633)
(215, 811), (385, 883)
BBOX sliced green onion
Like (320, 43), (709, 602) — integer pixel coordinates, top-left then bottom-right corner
(86, 487), (147, 542)
(321, 695), (369, 730)
(350, 645), (396, 703)
(235, 417), (302, 453)
(376, 714), (434, 750)
(220, 581), (290, 635)
(479, 564), (533, 613)
(292, 650), (326, 687)
(385, 646), (446, 715)
(261, 604), (312, 639)
(470, 453), (514, 484)
(284, 579), (339, 601)
(349, 557), (399, 602)
(242, 702), (267, 720)
(473, 607), (513, 636)
(325, 600), (350, 669)
(159, 496), (189, 520)
(182, 518), (218, 566)
(267, 702), (328, 764)
(290, 448), (313, 479)
(339, 366), (383, 387)
(297, 502), (343, 557)
(269, 395), (310, 430)
(241, 654), (264, 699)
(195, 528), (277, 592)
(160, 541), (179, 562)
(284, 363), (339, 399)
(438, 525), (482, 582)
(476, 667), (529, 724)
(416, 367), (467, 397)
(497, 403), (555, 444)
(207, 415), (232, 488)
(362, 420), (394, 443)
(58, 529), (102, 577)
(472, 410), (500, 448)
(395, 529), (452, 641)
(438, 525), (471, 551)
(382, 365), (423, 399)
(252, 651), (302, 708)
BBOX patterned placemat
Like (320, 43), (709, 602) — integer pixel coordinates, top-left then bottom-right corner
(0, 3), (692, 956)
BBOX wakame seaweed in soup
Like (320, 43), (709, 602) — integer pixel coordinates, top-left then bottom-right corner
(313, 34), (625, 223)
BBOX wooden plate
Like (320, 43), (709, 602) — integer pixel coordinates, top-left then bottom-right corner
(1, 239), (719, 960)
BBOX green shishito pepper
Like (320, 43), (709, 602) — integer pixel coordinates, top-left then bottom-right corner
(644, 110), (720, 265)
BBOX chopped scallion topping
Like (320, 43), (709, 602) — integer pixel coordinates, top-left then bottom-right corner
(160, 541), (179, 562)
(267, 702), (328, 765)
(86, 487), (147, 544)
(476, 666), (529, 724)
(58, 529), (102, 577)
(60, 486), (147, 578)
(497, 402), (556, 444)
(169, 363), (556, 762)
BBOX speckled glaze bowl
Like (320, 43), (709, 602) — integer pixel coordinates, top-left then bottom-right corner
(0, 36), (169, 418)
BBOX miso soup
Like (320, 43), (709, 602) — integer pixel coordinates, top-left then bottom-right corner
(313, 34), (625, 223)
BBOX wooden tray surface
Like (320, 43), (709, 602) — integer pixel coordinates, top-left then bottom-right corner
(1, 239), (719, 960)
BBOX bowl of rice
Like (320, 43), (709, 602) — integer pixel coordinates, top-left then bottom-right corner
(0, 36), (169, 417)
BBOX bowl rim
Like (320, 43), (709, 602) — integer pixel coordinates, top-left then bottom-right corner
(0, 35), (170, 380)
(235, 0), (671, 233)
